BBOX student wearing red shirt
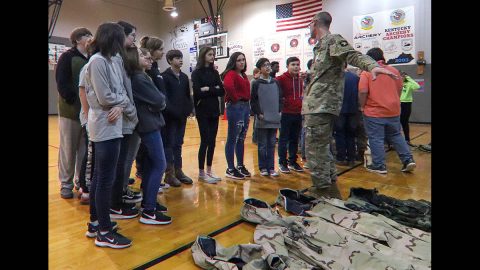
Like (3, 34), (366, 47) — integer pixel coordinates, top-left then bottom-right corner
(220, 52), (252, 179)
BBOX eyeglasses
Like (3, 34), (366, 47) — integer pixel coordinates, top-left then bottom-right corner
(262, 63), (271, 68)
(306, 19), (317, 28)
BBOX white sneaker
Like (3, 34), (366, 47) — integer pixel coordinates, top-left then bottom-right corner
(199, 174), (218, 184)
(158, 187), (163, 193)
(160, 183), (170, 189)
(260, 169), (269, 176)
(207, 172), (222, 181)
(269, 170), (279, 177)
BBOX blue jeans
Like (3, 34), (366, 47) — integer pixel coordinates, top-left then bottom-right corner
(111, 134), (132, 209)
(257, 128), (277, 170)
(164, 117), (187, 169)
(225, 102), (250, 169)
(334, 113), (357, 161)
(139, 130), (167, 211)
(278, 113), (302, 165)
(89, 138), (121, 231)
(363, 115), (413, 166)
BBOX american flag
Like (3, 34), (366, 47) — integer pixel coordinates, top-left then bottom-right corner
(276, 0), (323, 32)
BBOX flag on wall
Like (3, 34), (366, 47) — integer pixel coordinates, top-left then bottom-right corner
(276, 0), (323, 32)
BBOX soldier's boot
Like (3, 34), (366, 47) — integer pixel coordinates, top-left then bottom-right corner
(311, 172), (331, 189)
(164, 164), (181, 187)
(175, 167), (193, 184)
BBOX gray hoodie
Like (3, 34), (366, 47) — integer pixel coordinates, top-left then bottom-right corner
(250, 77), (283, 129)
(84, 53), (137, 142)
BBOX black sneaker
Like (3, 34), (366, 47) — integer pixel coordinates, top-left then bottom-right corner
(366, 164), (387, 174)
(401, 159), (416, 172)
(140, 202), (168, 213)
(279, 163), (291, 174)
(237, 165), (251, 177)
(109, 206), (139, 219)
(122, 187), (142, 204)
(288, 162), (304, 172)
(86, 221), (118, 238)
(225, 168), (245, 180)
(139, 210), (172, 225)
(95, 231), (132, 249)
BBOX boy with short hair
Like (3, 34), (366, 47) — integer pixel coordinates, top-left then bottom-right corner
(276, 57), (304, 173)
(250, 58), (283, 177)
(161, 50), (194, 186)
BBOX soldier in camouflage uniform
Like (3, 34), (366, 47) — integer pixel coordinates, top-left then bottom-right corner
(303, 12), (398, 189)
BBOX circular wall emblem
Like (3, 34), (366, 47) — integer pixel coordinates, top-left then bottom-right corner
(360, 16), (374, 30)
(290, 39), (298, 48)
(308, 37), (316, 45)
(271, 43), (280, 52)
(390, 9), (406, 25)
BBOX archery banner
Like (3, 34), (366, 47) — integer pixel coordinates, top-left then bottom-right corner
(353, 6), (416, 65)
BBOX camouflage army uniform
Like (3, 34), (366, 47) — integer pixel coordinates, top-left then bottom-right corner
(307, 200), (431, 262)
(241, 198), (431, 269)
(302, 33), (378, 189)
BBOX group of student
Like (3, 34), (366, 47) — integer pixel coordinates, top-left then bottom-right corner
(55, 20), (301, 249)
(55, 18), (419, 249)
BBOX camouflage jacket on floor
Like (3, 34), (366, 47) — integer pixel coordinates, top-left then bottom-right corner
(241, 197), (431, 270)
(191, 235), (317, 270)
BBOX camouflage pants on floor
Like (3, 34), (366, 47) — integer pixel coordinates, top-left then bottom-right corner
(304, 113), (337, 189)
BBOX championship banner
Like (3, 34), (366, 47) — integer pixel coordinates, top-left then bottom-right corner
(353, 6), (415, 65)
(253, 37), (266, 67)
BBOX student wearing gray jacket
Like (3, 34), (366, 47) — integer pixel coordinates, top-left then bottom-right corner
(83, 23), (136, 249)
(250, 58), (283, 177)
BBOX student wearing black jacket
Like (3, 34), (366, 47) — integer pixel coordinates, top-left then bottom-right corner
(136, 36), (168, 190)
(161, 50), (194, 186)
(191, 47), (225, 183)
(55, 27), (92, 199)
(126, 47), (172, 225)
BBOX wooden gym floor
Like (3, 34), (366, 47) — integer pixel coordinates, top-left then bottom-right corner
(48, 115), (431, 269)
